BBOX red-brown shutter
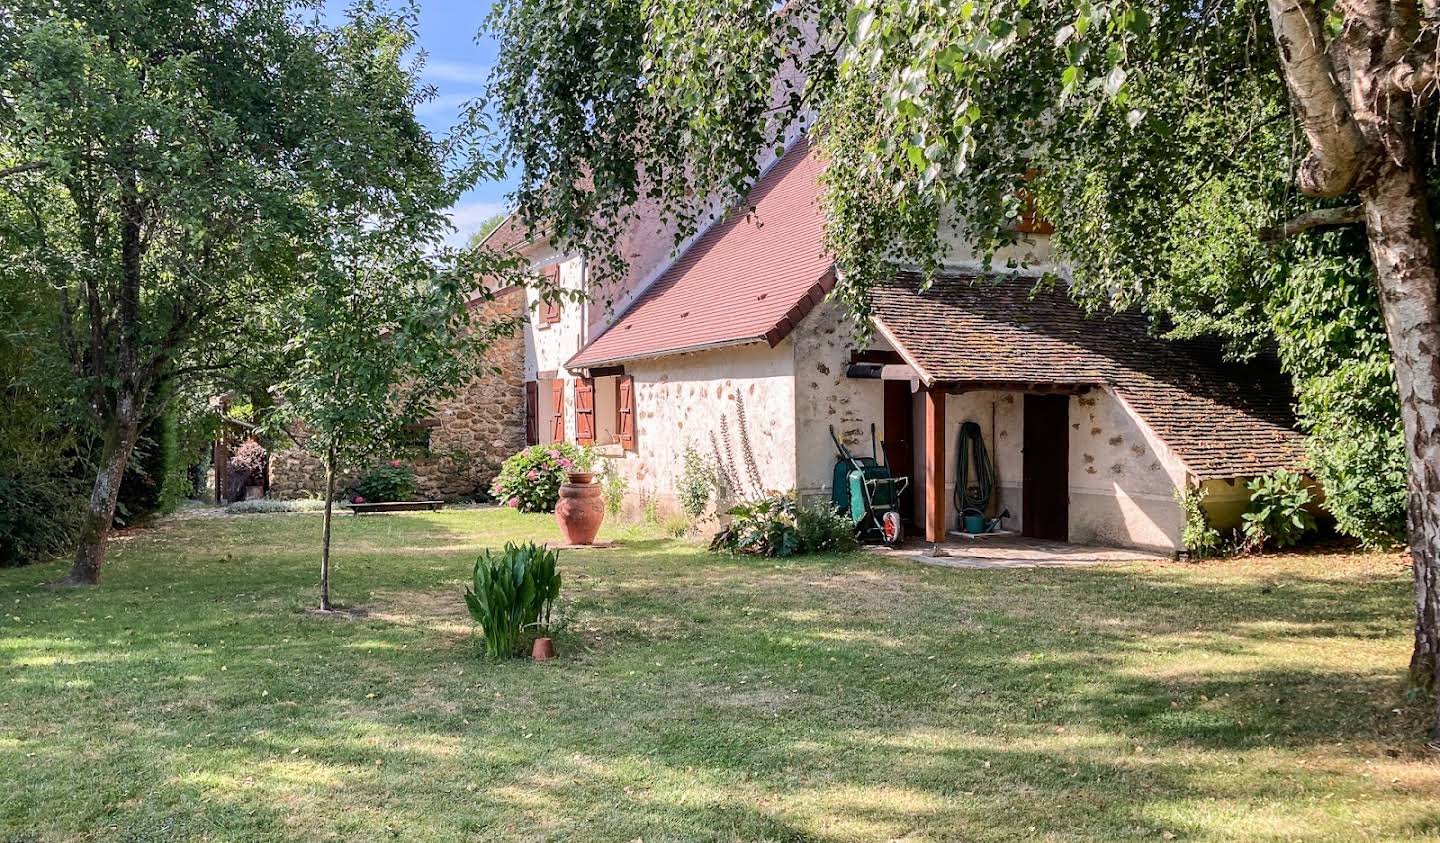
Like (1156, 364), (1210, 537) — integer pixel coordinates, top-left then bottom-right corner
(550, 379), (565, 442)
(541, 266), (562, 325)
(616, 375), (635, 451)
(524, 381), (539, 446)
(574, 377), (595, 445)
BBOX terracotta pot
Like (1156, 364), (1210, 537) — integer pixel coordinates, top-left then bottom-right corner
(566, 471), (595, 485)
(531, 637), (555, 661)
(555, 477), (604, 544)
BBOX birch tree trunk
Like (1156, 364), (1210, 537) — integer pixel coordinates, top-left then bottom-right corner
(1362, 163), (1440, 735)
(64, 397), (141, 586)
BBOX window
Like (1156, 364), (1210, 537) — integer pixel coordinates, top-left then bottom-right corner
(400, 419), (437, 452)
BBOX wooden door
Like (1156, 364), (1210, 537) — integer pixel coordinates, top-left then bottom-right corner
(1022, 394), (1069, 541)
(882, 379), (915, 523)
(524, 381), (539, 446)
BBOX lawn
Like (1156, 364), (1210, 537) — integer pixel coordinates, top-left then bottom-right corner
(1, 507), (1437, 842)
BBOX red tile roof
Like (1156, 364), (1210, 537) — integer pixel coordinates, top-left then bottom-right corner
(872, 272), (1307, 480)
(567, 138), (831, 369)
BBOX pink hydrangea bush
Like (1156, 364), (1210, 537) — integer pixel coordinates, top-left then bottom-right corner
(490, 442), (593, 513)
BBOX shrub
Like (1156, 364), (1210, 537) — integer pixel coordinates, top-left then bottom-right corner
(0, 461), (86, 567)
(677, 445), (716, 520)
(351, 460), (417, 503)
(1241, 469), (1317, 552)
(116, 415), (181, 525)
(224, 498), (328, 515)
(1174, 486), (1222, 559)
(601, 466), (627, 516)
(490, 443), (592, 513)
(464, 542), (563, 659)
(710, 493), (857, 558)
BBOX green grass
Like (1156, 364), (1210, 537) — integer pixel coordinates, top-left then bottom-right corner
(2, 507), (1437, 841)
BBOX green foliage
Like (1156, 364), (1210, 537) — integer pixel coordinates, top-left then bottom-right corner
(116, 414), (180, 526)
(677, 445), (717, 520)
(601, 466), (628, 517)
(224, 498), (327, 515)
(351, 461), (418, 504)
(491, 443), (592, 513)
(710, 493), (857, 558)
(463, 541), (562, 659)
(0, 466), (86, 567)
(1241, 470), (1317, 552)
(1174, 486), (1222, 560)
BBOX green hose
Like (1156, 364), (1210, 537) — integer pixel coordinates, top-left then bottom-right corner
(954, 420), (994, 521)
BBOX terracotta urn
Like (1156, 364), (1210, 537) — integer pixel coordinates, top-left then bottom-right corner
(532, 637), (555, 661)
(555, 473), (603, 544)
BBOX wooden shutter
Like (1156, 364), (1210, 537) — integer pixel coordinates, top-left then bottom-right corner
(616, 375), (635, 451)
(524, 381), (539, 446)
(574, 377), (595, 445)
(541, 266), (562, 325)
(550, 379), (565, 442)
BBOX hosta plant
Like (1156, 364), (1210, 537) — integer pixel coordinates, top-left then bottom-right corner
(710, 493), (856, 558)
(464, 542), (562, 659)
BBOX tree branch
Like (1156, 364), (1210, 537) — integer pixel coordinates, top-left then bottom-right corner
(1267, 0), (1373, 196)
(0, 161), (47, 179)
(1259, 204), (1366, 240)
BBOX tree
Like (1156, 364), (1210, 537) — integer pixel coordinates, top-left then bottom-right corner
(485, 0), (1440, 736)
(266, 227), (520, 611)
(465, 212), (510, 251)
(0, 0), (469, 584)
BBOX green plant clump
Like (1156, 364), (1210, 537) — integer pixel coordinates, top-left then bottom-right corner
(464, 542), (562, 659)
(1175, 486), (1222, 559)
(710, 493), (857, 558)
(491, 443), (593, 513)
(351, 460), (417, 503)
(601, 466), (628, 516)
(1241, 469), (1317, 552)
(677, 445), (716, 520)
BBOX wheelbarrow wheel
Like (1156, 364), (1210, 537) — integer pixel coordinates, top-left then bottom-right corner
(880, 510), (904, 545)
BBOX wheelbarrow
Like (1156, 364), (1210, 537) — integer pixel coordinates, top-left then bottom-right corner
(830, 424), (911, 545)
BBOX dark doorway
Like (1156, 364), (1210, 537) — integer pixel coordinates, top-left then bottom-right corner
(1022, 393), (1069, 541)
(882, 379), (915, 524)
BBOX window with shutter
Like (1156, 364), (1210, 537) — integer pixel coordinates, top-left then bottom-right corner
(541, 266), (562, 325)
(524, 381), (539, 446)
(550, 379), (565, 442)
(616, 375), (635, 451)
(574, 378), (595, 445)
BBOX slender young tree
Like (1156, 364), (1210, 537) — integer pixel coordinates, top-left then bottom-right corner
(486, 0), (1440, 737)
(0, 0), (476, 584)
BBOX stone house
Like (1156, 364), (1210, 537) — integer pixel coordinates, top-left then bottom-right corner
(495, 135), (1305, 554)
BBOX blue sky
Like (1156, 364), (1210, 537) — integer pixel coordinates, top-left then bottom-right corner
(327, 0), (517, 249)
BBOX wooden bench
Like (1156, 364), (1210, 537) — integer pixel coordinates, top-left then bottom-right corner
(345, 500), (445, 514)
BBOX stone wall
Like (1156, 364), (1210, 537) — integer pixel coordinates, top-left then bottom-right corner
(267, 289), (527, 501)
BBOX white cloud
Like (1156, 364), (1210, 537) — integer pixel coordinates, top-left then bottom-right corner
(423, 61), (493, 85)
(414, 91), (481, 119)
(442, 200), (508, 250)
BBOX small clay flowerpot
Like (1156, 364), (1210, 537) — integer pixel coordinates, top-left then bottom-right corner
(531, 637), (555, 661)
(556, 474), (604, 544)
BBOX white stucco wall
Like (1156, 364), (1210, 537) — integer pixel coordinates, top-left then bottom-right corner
(601, 341), (798, 513)
(791, 301), (895, 502)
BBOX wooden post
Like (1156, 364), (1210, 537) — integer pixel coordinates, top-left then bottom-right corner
(213, 438), (230, 505)
(924, 386), (947, 543)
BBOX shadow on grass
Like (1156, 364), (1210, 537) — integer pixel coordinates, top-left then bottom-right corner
(0, 509), (1433, 841)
